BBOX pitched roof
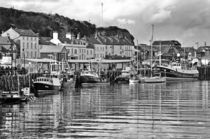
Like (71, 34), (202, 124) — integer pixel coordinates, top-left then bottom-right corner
(95, 35), (133, 45)
(40, 45), (65, 53)
(0, 36), (11, 45)
(153, 40), (181, 46)
(86, 36), (101, 44)
(14, 28), (39, 37)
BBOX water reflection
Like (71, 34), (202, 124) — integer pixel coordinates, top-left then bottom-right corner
(0, 81), (210, 138)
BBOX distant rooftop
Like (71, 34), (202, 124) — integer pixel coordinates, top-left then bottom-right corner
(14, 28), (38, 37)
(0, 36), (11, 45)
(40, 45), (65, 53)
(153, 40), (181, 46)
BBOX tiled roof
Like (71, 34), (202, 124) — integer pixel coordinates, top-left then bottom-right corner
(153, 40), (181, 46)
(0, 37), (11, 45)
(86, 37), (101, 44)
(96, 35), (133, 45)
(14, 28), (39, 37)
(40, 45), (65, 53)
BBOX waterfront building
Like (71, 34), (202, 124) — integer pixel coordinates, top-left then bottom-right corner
(197, 46), (210, 58)
(90, 32), (135, 59)
(181, 47), (197, 60)
(39, 37), (67, 61)
(153, 40), (182, 60)
(60, 35), (88, 60)
(0, 36), (17, 57)
(40, 44), (67, 62)
(1, 27), (39, 59)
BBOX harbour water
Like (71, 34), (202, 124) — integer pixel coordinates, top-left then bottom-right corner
(0, 81), (210, 139)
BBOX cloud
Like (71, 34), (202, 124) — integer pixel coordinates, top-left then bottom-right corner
(117, 18), (135, 25)
(1, 0), (210, 46)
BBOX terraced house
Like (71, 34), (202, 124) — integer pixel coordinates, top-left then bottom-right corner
(93, 32), (135, 59)
(1, 27), (39, 59)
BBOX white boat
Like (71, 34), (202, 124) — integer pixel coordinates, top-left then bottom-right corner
(142, 76), (166, 83)
(129, 79), (139, 84)
(80, 70), (100, 83)
(115, 67), (131, 83)
(129, 74), (140, 84)
(33, 76), (61, 95)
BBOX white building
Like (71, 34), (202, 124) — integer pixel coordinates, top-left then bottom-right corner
(92, 33), (135, 59)
(2, 27), (39, 59)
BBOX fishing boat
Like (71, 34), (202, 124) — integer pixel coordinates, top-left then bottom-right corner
(80, 70), (100, 83)
(115, 67), (131, 83)
(155, 62), (198, 81)
(33, 76), (61, 96)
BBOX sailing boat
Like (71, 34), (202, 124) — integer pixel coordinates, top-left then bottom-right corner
(143, 25), (166, 83)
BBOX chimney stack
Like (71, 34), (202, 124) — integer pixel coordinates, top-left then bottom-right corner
(66, 32), (72, 40)
(53, 31), (58, 40)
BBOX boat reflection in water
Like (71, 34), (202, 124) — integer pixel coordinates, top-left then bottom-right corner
(0, 81), (210, 138)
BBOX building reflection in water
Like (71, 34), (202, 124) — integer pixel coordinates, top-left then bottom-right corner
(0, 81), (210, 138)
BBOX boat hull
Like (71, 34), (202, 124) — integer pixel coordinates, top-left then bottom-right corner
(33, 83), (60, 96)
(115, 76), (130, 83)
(142, 77), (166, 83)
(129, 79), (139, 84)
(156, 66), (199, 79)
(80, 75), (100, 83)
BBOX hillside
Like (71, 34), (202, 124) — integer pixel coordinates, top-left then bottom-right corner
(0, 7), (134, 44)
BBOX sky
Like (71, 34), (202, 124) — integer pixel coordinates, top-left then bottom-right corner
(1, 0), (210, 47)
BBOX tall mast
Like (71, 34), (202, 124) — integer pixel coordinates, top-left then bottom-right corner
(159, 41), (161, 66)
(150, 24), (154, 77)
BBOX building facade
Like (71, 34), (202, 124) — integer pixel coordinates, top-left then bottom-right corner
(2, 28), (39, 59)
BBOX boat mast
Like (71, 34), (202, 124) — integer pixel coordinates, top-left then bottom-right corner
(150, 24), (154, 77)
(159, 41), (161, 66)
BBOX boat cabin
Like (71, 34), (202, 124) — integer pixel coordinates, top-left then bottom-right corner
(169, 62), (182, 70)
(34, 77), (53, 83)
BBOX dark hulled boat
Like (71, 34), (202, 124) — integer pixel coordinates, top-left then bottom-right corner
(33, 76), (61, 96)
(155, 62), (198, 81)
(79, 70), (100, 84)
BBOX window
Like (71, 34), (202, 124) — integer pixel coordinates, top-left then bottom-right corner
(27, 51), (29, 58)
(27, 43), (29, 49)
(74, 49), (77, 54)
(31, 52), (33, 58)
(31, 43), (33, 49)
(35, 51), (37, 58)
(34, 44), (37, 49)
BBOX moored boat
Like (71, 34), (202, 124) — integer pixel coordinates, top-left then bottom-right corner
(79, 70), (100, 84)
(155, 62), (198, 81)
(115, 67), (131, 83)
(33, 76), (61, 96)
(142, 76), (166, 83)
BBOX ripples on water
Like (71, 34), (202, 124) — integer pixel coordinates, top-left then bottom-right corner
(0, 81), (210, 139)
